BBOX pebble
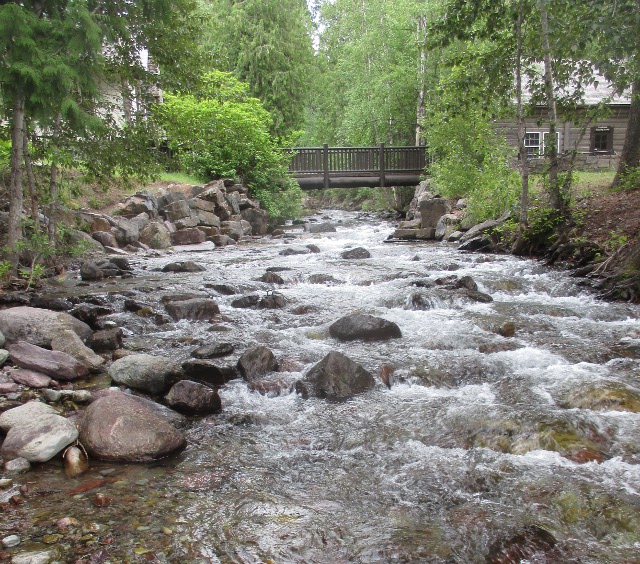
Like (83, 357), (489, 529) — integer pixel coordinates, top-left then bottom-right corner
(42, 389), (62, 402)
(0, 478), (13, 489)
(11, 550), (58, 564)
(2, 534), (20, 548)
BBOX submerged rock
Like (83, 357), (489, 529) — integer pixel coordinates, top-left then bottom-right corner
(295, 351), (375, 400)
(79, 391), (185, 462)
(329, 313), (402, 341)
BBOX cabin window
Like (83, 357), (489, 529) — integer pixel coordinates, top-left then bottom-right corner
(591, 126), (613, 154)
(524, 132), (541, 157)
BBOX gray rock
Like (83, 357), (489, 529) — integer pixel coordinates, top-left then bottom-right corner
(295, 351), (375, 400)
(107, 353), (179, 395)
(419, 197), (451, 229)
(8, 341), (89, 380)
(341, 247), (371, 259)
(280, 246), (310, 256)
(0, 402), (57, 433)
(191, 343), (234, 359)
(110, 217), (140, 246)
(459, 219), (502, 242)
(305, 222), (337, 234)
(139, 222), (172, 249)
(0, 413), (78, 463)
(161, 261), (206, 273)
(231, 295), (260, 308)
(210, 234), (237, 247)
(435, 213), (459, 241)
(171, 228), (207, 246)
(89, 327), (123, 353)
(80, 261), (104, 281)
(329, 314), (402, 341)
(240, 208), (269, 236)
(165, 380), (222, 415)
(120, 191), (158, 219)
(237, 345), (279, 382)
(220, 221), (245, 241)
(92, 231), (118, 248)
(79, 391), (185, 462)
(458, 235), (496, 252)
(42, 389), (62, 402)
(308, 274), (343, 285)
(181, 359), (229, 387)
(164, 200), (192, 221)
(50, 329), (105, 372)
(0, 330), (4, 348)
(164, 299), (220, 321)
(259, 272), (285, 284)
(0, 349), (8, 367)
(4, 458), (30, 475)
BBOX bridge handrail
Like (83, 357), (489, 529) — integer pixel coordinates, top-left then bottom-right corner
(285, 144), (428, 176)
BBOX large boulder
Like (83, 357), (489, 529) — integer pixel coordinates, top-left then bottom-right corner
(139, 222), (172, 249)
(107, 353), (179, 395)
(92, 231), (119, 248)
(164, 299), (220, 321)
(237, 345), (279, 382)
(241, 208), (269, 236)
(120, 191), (158, 219)
(171, 228), (206, 246)
(329, 314), (402, 341)
(295, 351), (375, 400)
(420, 197), (451, 229)
(165, 380), (222, 415)
(0, 413), (78, 463)
(110, 217), (140, 247)
(0, 306), (92, 347)
(0, 402), (57, 433)
(79, 391), (185, 462)
(8, 341), (90, 380)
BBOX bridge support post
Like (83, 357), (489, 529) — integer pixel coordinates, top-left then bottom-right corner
(323, 144), (329, 190)
(379, 143), (386, 188)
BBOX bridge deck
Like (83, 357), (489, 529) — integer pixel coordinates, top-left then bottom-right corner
(287, 144), (428, 190)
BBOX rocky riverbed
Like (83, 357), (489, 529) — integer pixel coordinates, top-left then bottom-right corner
(0, 210), (639, 563)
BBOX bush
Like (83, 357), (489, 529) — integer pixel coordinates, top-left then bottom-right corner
(425, 109), (519, 222)
(154, 71), (302, 219)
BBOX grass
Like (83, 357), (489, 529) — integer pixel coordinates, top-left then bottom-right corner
(158, 171), (205, 185)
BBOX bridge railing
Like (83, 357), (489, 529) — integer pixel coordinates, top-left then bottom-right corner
(287, 144), (428, 176)
(284, 144), (430, 189)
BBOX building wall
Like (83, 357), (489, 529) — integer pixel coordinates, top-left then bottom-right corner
(494, 105), (629, 170)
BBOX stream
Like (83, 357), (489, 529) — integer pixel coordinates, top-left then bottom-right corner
(3, 210), (640, 563)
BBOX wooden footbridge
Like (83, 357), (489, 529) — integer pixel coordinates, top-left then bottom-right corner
(287, 144), (428, 190)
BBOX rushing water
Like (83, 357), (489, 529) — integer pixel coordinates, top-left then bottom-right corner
(4, 210), (640, 563)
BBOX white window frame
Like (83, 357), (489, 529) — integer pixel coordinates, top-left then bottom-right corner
(524, 132), (541, 158)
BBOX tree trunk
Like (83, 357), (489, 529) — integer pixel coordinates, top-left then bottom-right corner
(7, 93), (26, 269)
(613, 78), (640, 186)
(516, 0), (529, 227)
(415, 14), (427, 146)
(539, 0), (562, 213)
(122, 77), (133, 125)
(23, 125), (40, 234)
(48, 113), (62, 245)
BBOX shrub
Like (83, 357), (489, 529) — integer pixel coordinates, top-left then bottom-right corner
(154, 71), (301, 219)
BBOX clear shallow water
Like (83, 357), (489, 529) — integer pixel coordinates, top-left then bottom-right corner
(5, 211), (640, 563)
